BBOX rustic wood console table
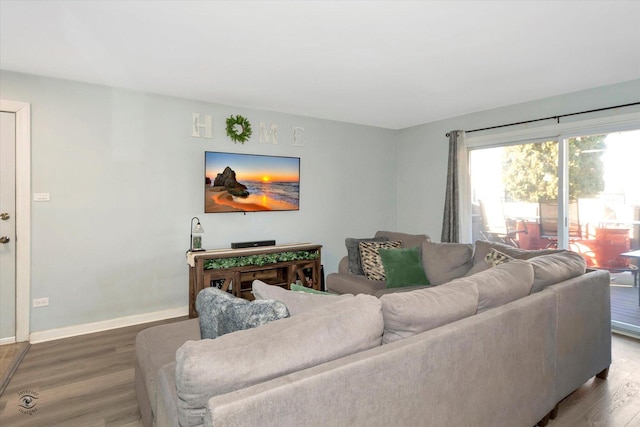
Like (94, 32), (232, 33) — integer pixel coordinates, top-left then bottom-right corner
(186, 243), (322, 318)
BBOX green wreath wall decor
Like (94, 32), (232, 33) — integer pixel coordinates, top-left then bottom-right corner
(226, 115), (252, 143)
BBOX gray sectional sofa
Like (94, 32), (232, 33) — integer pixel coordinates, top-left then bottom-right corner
(135, 234), (611, 427)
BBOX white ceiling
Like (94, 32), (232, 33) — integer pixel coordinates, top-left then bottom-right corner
(1, 1), (639, 129)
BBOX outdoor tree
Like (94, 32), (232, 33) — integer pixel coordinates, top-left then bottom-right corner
(502, 136), (605, 202)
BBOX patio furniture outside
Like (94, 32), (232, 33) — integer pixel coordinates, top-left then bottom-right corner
(478, 199), (526, 247)
(538, 198), (583, 247)
(620, 250), (640, 283)
(620, 250), (640, 308)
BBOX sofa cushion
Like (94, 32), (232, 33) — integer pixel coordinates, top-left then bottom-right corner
(528, 251), (587, 293)
(379, 246), (429, 288)
(421, 241), (474, 285)
(359, 240), (402, 281)
(380, 280), (478, 344)
(196, 287), (289, 339)
(325, 272), (387, 295)
(375, 230), (430, 249)
(472, 260), (535, 313)
(252, 280), (352, 315)
(465, 259), (492, 277)
(175, 294), (384, 427)
(373, 284), (433, 297)
(345, 236), (389, 275)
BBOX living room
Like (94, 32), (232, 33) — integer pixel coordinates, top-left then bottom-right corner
(1, 1), (639, 426)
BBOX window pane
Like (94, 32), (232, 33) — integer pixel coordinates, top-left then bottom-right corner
(470, 131), (639, 253)
(470, 141), (558, 249)
(568, 130), (640, 266)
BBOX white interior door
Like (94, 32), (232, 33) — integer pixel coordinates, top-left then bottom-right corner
(0, 111), (17, 343)
(0, 99), (30, 343)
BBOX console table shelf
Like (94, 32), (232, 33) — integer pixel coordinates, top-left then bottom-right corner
(187, 243), (322, 318)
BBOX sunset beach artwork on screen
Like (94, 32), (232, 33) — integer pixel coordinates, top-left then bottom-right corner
(205, 151), (300, 213)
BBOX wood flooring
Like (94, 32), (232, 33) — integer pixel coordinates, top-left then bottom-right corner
(0, 318), (639, 426)
(0, 317), (186, 427)
(0, 341), (30, 396)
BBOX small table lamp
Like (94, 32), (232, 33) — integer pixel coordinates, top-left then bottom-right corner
(190, 217), (205, 252)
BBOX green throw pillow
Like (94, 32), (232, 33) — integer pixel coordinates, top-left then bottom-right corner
(290, 283), (333, 295)
(378, 247), (430, 288)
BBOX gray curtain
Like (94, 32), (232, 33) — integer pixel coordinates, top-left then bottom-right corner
(441, 131), (463, 243)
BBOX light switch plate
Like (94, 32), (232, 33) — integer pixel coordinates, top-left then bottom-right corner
(33, 297), (49, 307)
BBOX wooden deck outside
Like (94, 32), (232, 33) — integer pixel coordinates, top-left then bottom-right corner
(610, 270), (640, 336)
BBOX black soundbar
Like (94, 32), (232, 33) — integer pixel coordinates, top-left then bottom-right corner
(231, 240), (276, 249)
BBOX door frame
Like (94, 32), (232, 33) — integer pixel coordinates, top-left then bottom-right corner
(0, 100), (31, 342)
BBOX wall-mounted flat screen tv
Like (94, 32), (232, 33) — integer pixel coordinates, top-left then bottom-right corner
(205, 151), (300, 213)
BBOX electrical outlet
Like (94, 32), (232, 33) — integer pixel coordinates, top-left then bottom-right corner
(32, 297), (49, 307)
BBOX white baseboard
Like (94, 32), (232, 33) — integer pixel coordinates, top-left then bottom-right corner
(0, 336), (17, 345)
(29, 306), (189, 344)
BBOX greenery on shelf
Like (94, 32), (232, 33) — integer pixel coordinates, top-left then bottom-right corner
(204, 250), (319, 270)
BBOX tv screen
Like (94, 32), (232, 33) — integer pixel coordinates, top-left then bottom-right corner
(205, 151), (300, 213)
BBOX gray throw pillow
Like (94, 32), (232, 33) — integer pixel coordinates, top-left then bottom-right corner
(195, 287), (289, 339)
(345, 236), (389, 275)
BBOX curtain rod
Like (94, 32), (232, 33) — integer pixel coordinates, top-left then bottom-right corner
(445, 101), (640, 137)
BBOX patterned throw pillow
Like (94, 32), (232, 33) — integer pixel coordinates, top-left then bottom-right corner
(485, 248), (513, 267)
(345, 236), (389, 275)
(359, 240), (402, 281)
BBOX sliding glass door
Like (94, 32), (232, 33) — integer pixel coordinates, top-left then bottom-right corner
(469, 129), (640, 333)
(471, 131), (639, 252)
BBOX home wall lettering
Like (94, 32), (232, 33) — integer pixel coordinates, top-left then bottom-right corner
(192, 113), (305, 147)
(192, 113), (213, 139)
(292, 126), (305, 146)
(259, 122), (278, 144)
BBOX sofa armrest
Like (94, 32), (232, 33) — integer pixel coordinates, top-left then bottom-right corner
(338, 256), (349, 274)
(326, 272), (386, 295)
(155, 362), (180, 427)
(547, 269), (611, 403)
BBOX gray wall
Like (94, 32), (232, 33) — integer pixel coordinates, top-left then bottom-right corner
(0, 71), (398, 333)
(2, 70), (638, 336)
(397, 79), (640, 240)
